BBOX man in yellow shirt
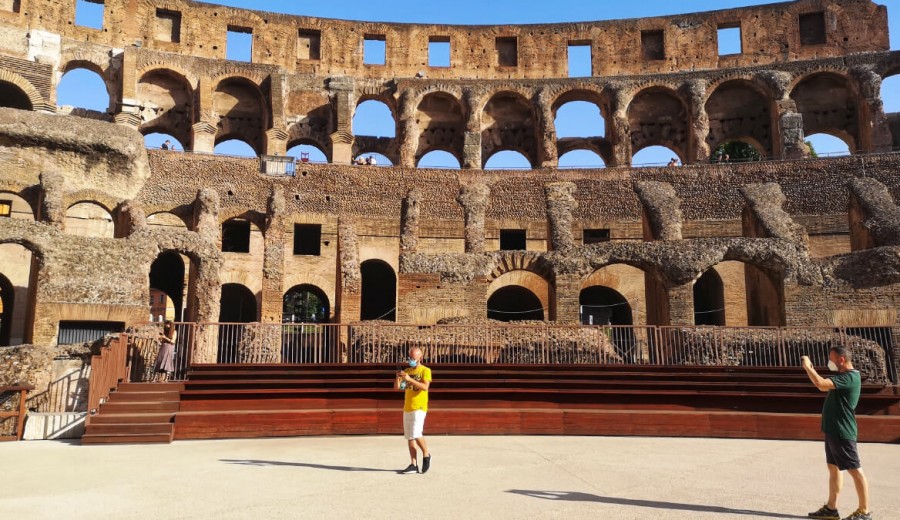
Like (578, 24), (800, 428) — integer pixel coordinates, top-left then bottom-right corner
(395, 347), (432, 474)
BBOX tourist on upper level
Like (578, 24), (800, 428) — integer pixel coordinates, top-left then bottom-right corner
(161, 140), (171, 151)
(394, 347), (432, 474)
(802, 348), (872, 520)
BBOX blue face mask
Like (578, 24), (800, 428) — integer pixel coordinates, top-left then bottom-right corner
(408, 359), (418, 368)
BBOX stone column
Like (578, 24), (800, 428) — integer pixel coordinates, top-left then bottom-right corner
(683, 79), (709, 165)
(264, 128), (288, 156)
(852, 66), (893, 154)
(190, 188), (223, 364)
(545, 182), (577, 251)
(328, 77), (355, 165)
(608, 84), (631, 167)
(456, 183), (490, 254)
(114, 47), (141, 128)
(554, 273), (583, 324)
(667, 283), (695, 326)
(634, 182), (683, 241)
(38, 171), (65, 227)
(462, 88), (482, 169)
(536, 88), (558, 168)
(261, 186), (286, 324)
(400, 188), (421, 254)
(397, 89), (419, 168)
(762, 71), (808, 160)
(191, 122), (216, 154)
(336, 216), (361, 324)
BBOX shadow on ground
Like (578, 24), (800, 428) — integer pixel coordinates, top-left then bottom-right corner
(507, 490), (807, 519)
(221, 459), (398, 473)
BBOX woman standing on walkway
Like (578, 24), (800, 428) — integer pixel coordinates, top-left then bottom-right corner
(154, 320), (178, 382)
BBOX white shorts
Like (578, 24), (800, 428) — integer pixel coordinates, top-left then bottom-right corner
(402, 410), (427, 440)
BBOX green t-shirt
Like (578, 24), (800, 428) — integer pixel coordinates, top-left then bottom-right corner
(821, 370), (861, 440)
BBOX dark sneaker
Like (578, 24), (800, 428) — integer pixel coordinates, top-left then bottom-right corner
(398, 464), (418, 474)
(842, 510), (873, 520)
(809, 505), (840, 520)
(421, 455), (431, 474)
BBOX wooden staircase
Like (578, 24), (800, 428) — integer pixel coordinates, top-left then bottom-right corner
(81, 383), (183, 444)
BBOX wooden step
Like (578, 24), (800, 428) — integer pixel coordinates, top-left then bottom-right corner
(88, 413), (175, 424)
(87, 423), (173, 435)
(99, 401), (180, 414)
(107, 391), (181, 402)
(81, 433), (173, 445)
(117, 383), (185, 392)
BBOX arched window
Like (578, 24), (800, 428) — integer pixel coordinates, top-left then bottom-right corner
(484, 150), (531, 170)
(558, 149), (605, 169)
(694, 269), (725, 326)
(579, 286), (632, 326)
(632, 145), (680, 167)
(144, 133), (184, 151)
(417, 150), (461, 169)
(217, 283), (258, 363)
(554, 100), (605, 138)
(0, 81), (32, 110)
(353, 100), (395, 138)
(487, 286), (544, 322)
(64, 202), (114, 238)
(283, 284), (330, 323)
(805, 133), (851, 157)
(150, 251), (185, 322)
(353, 153), (393, 166)
(710, 141), (763, 163)
(215, 139), (257, 157)
(57, 68), (109, 113)
(287, 143), (328, 164)
(360, 260), (396, 321)
(883, 74), (900, 114)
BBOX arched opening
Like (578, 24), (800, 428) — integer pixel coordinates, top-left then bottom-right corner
(144, 133), (184, 151)
(627, 87), (688, 165)
(360, 260), (396, 321)
(0, 192), (35, 221)
(791, 73), (859, 154)
(215, 138), (257, 157)
(283, 284), (330, 323)
(287, 143), (328, 164)
(883, 73), (900, 113)
(805, 133), (852, 157)
(353, 152), (393, 166)
(217, 283), (258, 363)
(484, 150), (532, 170)
(150, 251), (185, 322)
(558, 149), (605, 169)
(0, 243), (34, 346)
(57, 68), (110, 113)
(353, 99), (395, 138)
(579, 286), (632, 326)
(416, 92), (464, 161)
(554, 100), (605, 138)
(632, 145), (681, 167)
(137, 69), (193, 148)
(64, 202), (114, 238)
(487, 286), (544, 322)
(213, 77), (267, 154)
(0, 81), (32, 110)
(710, 140), (764, 163)
(481, 91), (536, 168)
(693, 269), (725, 326)
(417, 150), (462, 169)
(146, 212), (188, 231)
(705, 80), (772, 158)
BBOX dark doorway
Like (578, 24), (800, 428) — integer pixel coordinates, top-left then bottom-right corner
(0, 82), (31, 110)
(283, 284), (330, 323)
(360, 260), (396, 321)
(579, 286), (633, 326)
(149, 251), (185, 321)
(0, 273), (13, 346)
(694, 269), (725, 326)
(218, 283), (257, 363)
(488, 286), (544, 322)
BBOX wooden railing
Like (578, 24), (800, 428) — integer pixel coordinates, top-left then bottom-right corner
(85, 334), (130, 426)
(0, 384), (35, 441)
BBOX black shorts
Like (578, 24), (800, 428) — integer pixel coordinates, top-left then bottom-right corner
(824, 434), (861, 471)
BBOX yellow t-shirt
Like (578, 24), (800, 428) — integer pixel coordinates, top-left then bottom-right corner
(402, 365), (432, 412)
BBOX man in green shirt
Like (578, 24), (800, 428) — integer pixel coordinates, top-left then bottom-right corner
(802, 347), (872, 520)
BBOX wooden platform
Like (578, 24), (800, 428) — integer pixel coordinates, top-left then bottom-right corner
(81, 365), (900, 444)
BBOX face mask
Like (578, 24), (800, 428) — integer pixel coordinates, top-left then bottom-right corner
(408, 359), (418, 368)
(827, 361), (839, 372)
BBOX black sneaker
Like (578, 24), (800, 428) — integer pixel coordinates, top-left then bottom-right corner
(421, 455), (431, 474)
(809, 504), (840, 520)
(398, 464), (418, 474)
(842, 510), (873, 520)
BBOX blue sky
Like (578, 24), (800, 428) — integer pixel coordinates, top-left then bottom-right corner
(61, 0), (900, 167)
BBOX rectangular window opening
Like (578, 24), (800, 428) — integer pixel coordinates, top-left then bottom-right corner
(364, 34), (386, 66)
(0, 200), (11, 218)
(155, 9), (181, 43)
(75, 0), (104, 30)
(583, 229), (611, 245)
(428, 36), (451, 68)
(222, 220), (251, 253)
(567, 42), (592, 78)
(500, 229), (527, 251)
(293, 224), (322, 256)
(58, 321), (124, 345)
(1, 0), (22, 13)
(799, 12), (826, 46)
(227, 26), (253, 62)
(641, 30), (665, 60)
(496, 37), (518, 67)
(298, 29), (321, 60)
(717, 25), (742, 56)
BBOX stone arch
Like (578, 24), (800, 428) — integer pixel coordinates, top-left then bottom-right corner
(556, 142), (611, 167)
(705, 79), (774, 157)
(0, 241), (37, 346)
(283, 284), (330, 323)
(212, 76), (269, 155)
(287, 138), (330, 163)
(550, 87), (609, 138)
(0, 191), (36, 221)
(353, 95), (397, 138)
(483, 149), (533, 169)
(710, 256), (785, 327)
(64, 201), (115, 238)
(0, 70), (43, 111)
(416, 149), (462, 169)
(415, 91), (465, 163)
(0, 271), (14, 346)
(218, 283), (258, 323)
(150, 250), (186, 322)
(581, 264), (647, 326)
(481, 90), (538, 168)
(57, 59), (115, 113)
(693, 268), (725, 326)
(486, 270), (552, 322)
(360, 259), (396, 321)
(146, 211), (189, 231)
(137, 68), (195, 150)
(790, 71), (861, 153)
(627, 86), (689, 164)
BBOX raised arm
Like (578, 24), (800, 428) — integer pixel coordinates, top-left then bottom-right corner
(801, 356), (835, 392)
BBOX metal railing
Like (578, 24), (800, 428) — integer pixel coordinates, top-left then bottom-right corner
(85, 335), (130, 423)
(118, 323), (896, 383)
(0, 385), (34, 441)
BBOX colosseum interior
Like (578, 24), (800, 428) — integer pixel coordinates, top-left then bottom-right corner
(0, 0), (899, 382)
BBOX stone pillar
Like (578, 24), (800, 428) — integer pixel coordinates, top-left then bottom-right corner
(667, 283), (695, 326)
(608, 85), (631, 167)
(191, 122), (216, 154)
(536, 88), (558, 168)
(38, 171), (65, 227)
(545, 182), (577, 251)
(683, 79), (709, 165)
(462, 88), (482, 169)
(554, 273), (582, 324)
(114, 47), (141, 129)
(190, 188), (223, 364)
(852, 66), (893, 154)
(116, 200), (146, 238)
(336, 216), (361, 324)
(400, 188), (421, 254)
(634, 182), (683, 241)
(456, 183), (490, 254)
(261, 186), (286, 325)
(328, 77), (355, 165)
(397, 90), (419, 168)
(762, 70), (808, 160)
(265, 128), (288, 156)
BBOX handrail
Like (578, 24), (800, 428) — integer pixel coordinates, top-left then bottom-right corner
(85, 334), (131, 426)
(0, 384), (35, 441)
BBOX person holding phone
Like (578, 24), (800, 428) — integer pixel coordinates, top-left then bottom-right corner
(394, 347), (432, 474)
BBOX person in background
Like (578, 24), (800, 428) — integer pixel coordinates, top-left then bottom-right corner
(153, 320), (178, 383)
(161, 139), (171, 150)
